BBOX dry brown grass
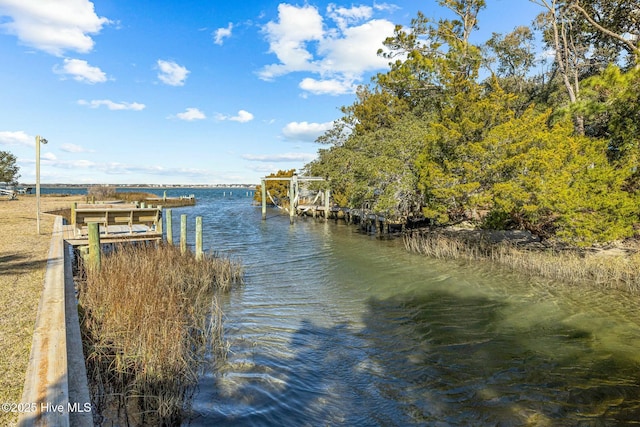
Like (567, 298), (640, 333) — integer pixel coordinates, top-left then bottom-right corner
(404, 229), (640, 293)
(0, 194), (82, 426)
(78, 242), (243, 425)
(87, 185), (156, 202)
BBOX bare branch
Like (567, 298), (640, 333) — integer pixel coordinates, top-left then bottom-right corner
(569, 1), (640, 59)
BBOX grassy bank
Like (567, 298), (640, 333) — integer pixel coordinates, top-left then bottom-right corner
(0, 195), (83, 427)
(78, 243), (243, 425)
(404, 229), (640, 293)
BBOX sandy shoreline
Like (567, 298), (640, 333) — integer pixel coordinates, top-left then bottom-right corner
(0, 194), (82, 426)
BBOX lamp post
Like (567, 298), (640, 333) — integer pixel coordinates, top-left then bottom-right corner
(36, 135), (48, 234)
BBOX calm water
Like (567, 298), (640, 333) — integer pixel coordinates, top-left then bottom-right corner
(50, 188), (640, 425)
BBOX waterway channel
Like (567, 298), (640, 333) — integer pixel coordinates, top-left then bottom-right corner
(47, 187), (640, 425)
(156, 188), (640, 426)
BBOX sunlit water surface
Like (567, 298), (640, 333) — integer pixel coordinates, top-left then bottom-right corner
(47, 188), (640, 426)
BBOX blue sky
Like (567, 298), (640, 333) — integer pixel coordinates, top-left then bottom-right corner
(0, 0), (543, 185)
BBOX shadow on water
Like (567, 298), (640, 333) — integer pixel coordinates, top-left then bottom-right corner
(186, 289), (640, 427)
(362, 291), (640, 426)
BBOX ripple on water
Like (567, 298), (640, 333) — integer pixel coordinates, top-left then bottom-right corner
(181, 190), (640, 426)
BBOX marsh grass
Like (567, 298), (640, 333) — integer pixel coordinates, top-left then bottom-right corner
(87, 185), (157, 203)
(78, 243), (243, 425)
(404, 230), (640, 293)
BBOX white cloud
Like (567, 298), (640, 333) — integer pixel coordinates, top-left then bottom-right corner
(318, 19), (394, 75)
(0, 130), (31, 146)
(299, 78), (355, 96)
(215, 110), (254, 123)
(242, 152), (316, 162)
(259, 4), (394, 95)
(60, 143), (93, 153)
(0, 0), (110, 56)
(176, 107), (206, 121)
(69, 159), (96, 168)
(282, 121), (334, 142)
(77, 99), (145, 110)
(213, 22), (233, 45)
(54, 58), (107, 84)
(157, 60), (189, 86)
(373, 3), (400, 13)
(259, 4), (324, 80)
(327, 4), (373, 30)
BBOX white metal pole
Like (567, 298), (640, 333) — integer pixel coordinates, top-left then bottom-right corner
(35, 135), (48, 234)
(36, 135), (41, 234)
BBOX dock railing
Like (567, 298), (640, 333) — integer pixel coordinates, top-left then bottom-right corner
(72, 204), (162, 236)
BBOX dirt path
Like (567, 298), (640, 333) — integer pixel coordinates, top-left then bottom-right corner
(0, 194), (82, 426)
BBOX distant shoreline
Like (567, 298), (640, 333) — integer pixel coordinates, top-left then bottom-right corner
(19, 183), (257, 189)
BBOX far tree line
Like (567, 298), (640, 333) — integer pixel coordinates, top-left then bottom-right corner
(301, 0), (640, 246)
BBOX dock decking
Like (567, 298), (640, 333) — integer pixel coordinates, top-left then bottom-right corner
(62, 224), (162, 246)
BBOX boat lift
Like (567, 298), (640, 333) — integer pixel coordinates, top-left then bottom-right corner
(260, 175), (328, 223)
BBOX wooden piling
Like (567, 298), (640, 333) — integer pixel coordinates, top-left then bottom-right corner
(71, 202), (77, 226)
(166, 209), (173, 245)
(196, 216), (203, 261)
(289, 178), (295, 224)
(157, 206), (163, 234)
(88, 222), (101, 271)
(261, 179), (267, 220)
(180, 214), (187, 254)
(324, 189), (330, 221)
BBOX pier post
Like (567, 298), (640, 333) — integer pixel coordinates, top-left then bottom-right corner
(88, 222), (101, 272)
(157, 206), (163, 234)
(166, 209), (173, 245)
(289, 176), (296, 224)
(71, 202), (77, 226)
(180, 214), (187, 254)
(261, 179), (267, 220)
(196, 216), (203, 261)
(324, 189), (330, 221)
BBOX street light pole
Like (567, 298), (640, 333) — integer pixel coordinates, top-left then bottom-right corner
(36, 135), (48, 234)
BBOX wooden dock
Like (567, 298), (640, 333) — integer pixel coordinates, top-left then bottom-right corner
(65, 203), (163, 247)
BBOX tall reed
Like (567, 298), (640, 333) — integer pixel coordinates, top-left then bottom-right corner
(404, 230), (640, 293)
(78, 243), (243, 425)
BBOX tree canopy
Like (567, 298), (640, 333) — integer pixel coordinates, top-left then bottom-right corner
(0, 150), (20, 185)
(304, 0), (640, 246)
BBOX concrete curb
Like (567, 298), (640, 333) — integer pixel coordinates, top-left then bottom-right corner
(18, 216), (92, 426)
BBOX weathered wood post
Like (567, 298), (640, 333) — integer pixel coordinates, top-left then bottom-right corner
(196, 216), (203, 261)
(71, 202), (77, 226)
(289, 176), (296, 224)
(157, 206), (163, 234)
(261, 179), (267, 220)
(88, 222), (101, 271)
(166, 209), (173, 245)
(324, 189), (330, 221)
(180, 214), (187, 254)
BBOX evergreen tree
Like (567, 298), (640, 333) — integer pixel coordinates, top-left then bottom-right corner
(0, 150), (20, 184)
